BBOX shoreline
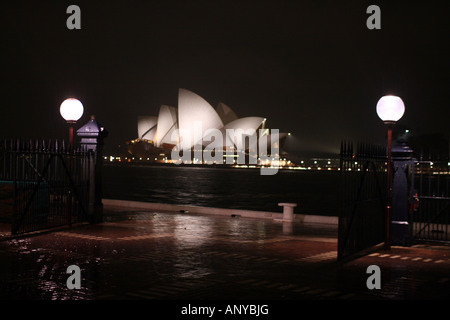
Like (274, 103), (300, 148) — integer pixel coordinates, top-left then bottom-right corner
(102, 198), (339, 225)
(102, 160), (341, 172)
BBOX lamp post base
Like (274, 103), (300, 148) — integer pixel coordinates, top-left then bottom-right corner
(391, 221), (410, 246)
(385, 205), (392, 250)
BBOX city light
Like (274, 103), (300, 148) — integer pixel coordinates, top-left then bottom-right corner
(102, 154), (343, 171)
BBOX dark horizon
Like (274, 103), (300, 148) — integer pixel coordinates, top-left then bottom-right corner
(2, 1), (450, 157)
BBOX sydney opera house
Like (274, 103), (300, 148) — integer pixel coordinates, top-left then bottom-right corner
(126, 89), (291, 166)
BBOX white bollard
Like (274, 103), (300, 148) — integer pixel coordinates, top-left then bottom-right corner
(278, 203), (297, 222)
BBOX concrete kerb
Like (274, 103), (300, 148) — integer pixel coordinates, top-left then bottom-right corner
(0, 222), (89, 242)
(102, 199), (338, 225)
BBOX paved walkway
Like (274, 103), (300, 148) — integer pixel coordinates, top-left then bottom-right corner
(0, 206), (449, 304)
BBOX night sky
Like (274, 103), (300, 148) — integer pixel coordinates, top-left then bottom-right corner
(2, 0), (449, 157)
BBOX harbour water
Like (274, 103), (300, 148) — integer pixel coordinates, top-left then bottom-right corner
(102, 165), (340, 216)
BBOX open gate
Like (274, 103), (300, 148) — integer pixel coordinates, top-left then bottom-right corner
(0, 139), (91, 235)
(338, 141), (387, 260)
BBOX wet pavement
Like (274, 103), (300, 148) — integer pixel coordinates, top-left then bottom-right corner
(0, 206), (449, 303)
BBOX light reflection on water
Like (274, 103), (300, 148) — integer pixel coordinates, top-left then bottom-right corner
(173, 214), (212, 248)
(166, 214), (274, 280)
(173, 254), (213, 280)
(103, 165), (340, 216)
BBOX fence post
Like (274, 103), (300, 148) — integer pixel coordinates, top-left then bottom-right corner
(391, 132), (415, 246)
(77, 115), (108, 223)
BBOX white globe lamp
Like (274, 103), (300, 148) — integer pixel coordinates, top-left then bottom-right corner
(376, 95), (405, 124)
(60, 98), (84, 123)
(60, 98), (84, 151)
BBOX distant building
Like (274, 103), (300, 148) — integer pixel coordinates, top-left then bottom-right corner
(125, 88), (291, 165)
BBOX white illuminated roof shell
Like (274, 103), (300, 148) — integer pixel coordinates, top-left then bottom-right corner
(224, 117), (264, 149)
(216, 102), (238, 125)
(203, 116), (264, 149)
(178, 88), (224, 150)
(155, 105), (178, 147)
(137, 116), (158, 141)
(224, 116), (264, 131)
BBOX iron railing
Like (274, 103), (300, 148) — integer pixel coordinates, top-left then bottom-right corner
(0, 139), (91, 235)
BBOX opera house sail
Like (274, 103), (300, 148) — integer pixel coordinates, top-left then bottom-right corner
(223, 116), (264, 151)
(177, 88), (224, 151)
(155, 105), (178, 148)
(216, 102), (238, 125)
(137, 116), (157, 141)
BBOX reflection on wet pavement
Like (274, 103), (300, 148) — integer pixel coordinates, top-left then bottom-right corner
(1, 209), (448, 300)
(0, 209), (338, 300)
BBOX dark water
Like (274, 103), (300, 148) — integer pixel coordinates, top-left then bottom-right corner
(102, 165), (340, 216)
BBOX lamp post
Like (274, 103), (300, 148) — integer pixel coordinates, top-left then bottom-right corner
(376, 95), (405, 250)
(60, 98), (84, 151)
(60, 98), (84, 227)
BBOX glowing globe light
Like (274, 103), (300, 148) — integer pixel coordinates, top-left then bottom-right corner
(60, 98), (84, 123)
(376, 95), (405, 123)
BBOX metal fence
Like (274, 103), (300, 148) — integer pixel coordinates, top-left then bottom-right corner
(411, 152), (450, 242)
(0, 139), (91, 235)
(338, 141), (387, 260)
